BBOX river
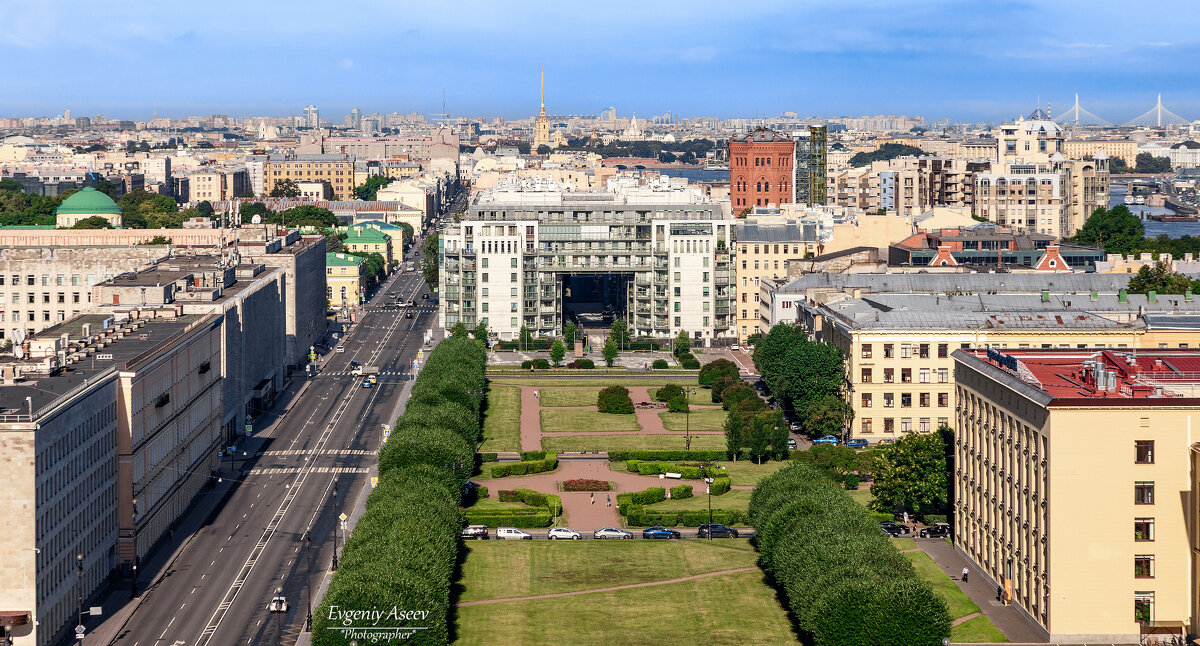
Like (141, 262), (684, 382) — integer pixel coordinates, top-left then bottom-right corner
(1109, 185), (1200, 238)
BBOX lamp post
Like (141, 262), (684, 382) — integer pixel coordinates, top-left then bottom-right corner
(331, 478), (340, 571)
(76, 553), (84, 637)
(130, 497), (139, 599)
(304, 529), (313, 631)
(704, 468), (714, 539)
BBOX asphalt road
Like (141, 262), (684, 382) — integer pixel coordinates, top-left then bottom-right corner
(107, 243), (438, 646)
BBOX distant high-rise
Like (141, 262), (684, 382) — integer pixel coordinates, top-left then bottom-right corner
(63, 108), (71, 121)
(303, 104), (319, 128)
(793, 126), (828, 206)
(533, 72), (550, 150)
(350, 107), (363, 130)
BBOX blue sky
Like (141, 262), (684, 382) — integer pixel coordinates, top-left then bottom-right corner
(2, 0), (1198, 123)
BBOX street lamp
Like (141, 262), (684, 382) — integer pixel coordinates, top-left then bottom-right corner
(76, 553), (84, 636)
(304, 529), (313, 631)
(331, 478), (340, 571)
(703, 467), (715, 539)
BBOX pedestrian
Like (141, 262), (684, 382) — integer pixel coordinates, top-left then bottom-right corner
(996, 585), (1004, 603)
(606, 495), (611, 507)
(590, 492), (595, 505)
(961, 567), (969, 583)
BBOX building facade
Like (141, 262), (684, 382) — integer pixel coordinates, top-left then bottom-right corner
(734, 219), (821, 340)
(729, 128), (793, 211)
(326, 252), (365, 308)
(264, 154), (355, 200)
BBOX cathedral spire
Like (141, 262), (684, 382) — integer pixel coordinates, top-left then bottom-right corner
(539, 70), (546, 114)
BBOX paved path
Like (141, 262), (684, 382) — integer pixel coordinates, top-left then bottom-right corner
(485, 460), (674, 529)
(916, 538), (1048, 643)
(458, 567), (759, 606)
(519, 385), (541, 452)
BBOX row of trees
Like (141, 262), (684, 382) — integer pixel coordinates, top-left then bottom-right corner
(1109, 152), (1172, 174)
(753, 323), (850, 437)
(848, 143), (925, 167)
(313, 335), (486, 644)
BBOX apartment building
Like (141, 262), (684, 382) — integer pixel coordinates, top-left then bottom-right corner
(729, 128), (793, 210)
(889, 225), (1106, 271)
(264, 153), (355, 200)
(188, 167), (250, 203)
(343, 228), (394, 272)
(734, 219), (821, 340)
(953, 348), (1199, 642)
(1063, 139), (1137, 166)
(326, 252), (365, 308)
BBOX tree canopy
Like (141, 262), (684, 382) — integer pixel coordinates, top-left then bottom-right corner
(421, 232), (439, 288)
(869, 428), (950, 516)
(70, 216), (114, 229)
(0, 181), (61, 226)
(848, 143), (925, 167)
(268, 205), (338, 229)
(1067, 205), (1143, 254)
(270, 178), (301, 197)
(354, 175), (394, 201)
(1126, 261), (1200, 295)
(753, 324), (847, 427)
(119, 190), (183, 228)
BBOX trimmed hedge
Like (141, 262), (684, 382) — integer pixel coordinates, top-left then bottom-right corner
(670, 484), (693, 500)
(624, 507), (747, 528)
(615, 487), (666, 506)
(607, 450), (728, 462)
(597, 385), (634, 414)
(749, 463), (951, 645)
(624, 460), (727, 481)
(477, 452), (499, 463)
(497, 488), (563, 511)
(654, 383), (684, 402)
(477, 486), (489, 499)
(710, 477), (732, 496)
(566, 358), (595, 369)
(490, 455), (558, 478)
(462, 510), (551, 528)
(652, 359), (669, 369)
(521, 450), (551, 461)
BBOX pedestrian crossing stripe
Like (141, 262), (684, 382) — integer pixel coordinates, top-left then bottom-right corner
(249, 466), (370, 475)
(261, 449), (375, 456)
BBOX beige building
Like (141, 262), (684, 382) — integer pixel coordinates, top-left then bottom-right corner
(1063, 139), (1137, 167)
(953, 348), (1198, 643)
(735, 219), (823, 340)
(264, 153), (355, 200)
(326, 252), (365, 308)
(188, 167), (249, 203)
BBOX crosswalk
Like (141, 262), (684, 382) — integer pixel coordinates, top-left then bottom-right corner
(250, 466), (370, 476)
(261, 449), (376, 456)
(316, 370), (410, 378)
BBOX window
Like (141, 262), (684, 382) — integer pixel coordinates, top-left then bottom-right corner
(1134, 518), (1155, 541)
(937, 343), (948, 358)
(938, 368), (949, 383)
(883, 418), (894, 433)
(901, 368), (912, 383)
(510, 258), (518, 268)
(938, 393), (949, 407)
(900, 418), (912, 433)
(901, 393), (912, 407)
(919, 418), (930, 433)
(861, 344), (872, 358)
(861, 419), (872, 434)
(1135, 482), (1155, 505)
(919, 343), (930, 358)
(481, 303), (488, 312)
(674, 272), (681, 281)
(674, 302), (680, 312)
(510, 288), (517, 297)
(1134, 554), (1155, 577)
(938, 417), (948, 427)
(883, 393), (894, 408)
(1135, 440), (1154, 464)
(674, 316), (681, 326)
(510, 272), (517, 283)
(919, 369), (929, 383)
(481, 288), (488, 297)
(1134, 592), (1154, 623)
(861, 368), (872, 383)
(900, 344), (911, 358)
(883, 368), (894, 383)
(884, 344), (894, 358)
(482, 272), (489, 282)
(919, 393), (930, 407)
(861, 393), (872, 408)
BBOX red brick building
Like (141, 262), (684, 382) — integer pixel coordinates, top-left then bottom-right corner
(729, 128), (794, 211)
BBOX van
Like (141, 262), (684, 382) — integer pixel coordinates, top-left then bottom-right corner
(496, 527), (532, 540)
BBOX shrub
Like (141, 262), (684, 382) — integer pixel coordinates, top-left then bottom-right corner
(490, 455), (558, 478)
(710, 375), (737, 403)
(668, 394), (688, 413)
(477, 452), (499, 463)
(652, 359), (669, 369)
(562, 479), (611, 492)
(843, 474), (860, 490)
(923, 514), (948, 525)
(623, 506), (747, 527)
(698, 359), (740, 387)
(710, 477), (731, 496)
(624, 460), (726, 480)
(597, 385), (634, 414)
(670, 484), (693, 500)
(477, 486), (489, 499)
(615, 487), (666, 506)
(532, 358), (551, 369)
(566, 358), (595, 369)
(607, 450), (728, 462)
(520, 450), (550, 461)
(463, 510), (552, 528)
(721, 383), (757, 411)
(655, 383), (684, 402)
(521, 360), (533, 370)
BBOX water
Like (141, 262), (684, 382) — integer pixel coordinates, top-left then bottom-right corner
(1109, 186), (1200, 238)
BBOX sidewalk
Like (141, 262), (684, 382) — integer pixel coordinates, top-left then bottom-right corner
(917, 538), (1048, 643)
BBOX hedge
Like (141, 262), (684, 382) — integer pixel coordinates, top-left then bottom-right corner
(490, 455), (558, 478)
(521, 450), (551, 461)
(748, 463), (951, 645)
(652, 359), (669, 369)
(567, 358), (595, 369)
(499, 339), (553, 351)
(670, 484), (693, 500)
(462, 510), (552, 528)
(709, 477), (732, 496)
(655, 383), (684, 402)
(615, 487), (666, 506)
(607, 450), (728, 462)
(624, 460), (727, 480)
(625, 507), (747, 527)
(314, 335), (487, 645)
(477, 452), (499, 463)
(597, 385), (634, 414)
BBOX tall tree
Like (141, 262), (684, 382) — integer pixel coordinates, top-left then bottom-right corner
(609, 318), (630, 348)
(473, 320), (489, 345)
(270, 178), (301, 197)
(354, 175), (394, 201)
(673, 329), (690, 356)
(1126, 261), (1200, 295)
(602, 337), (618, 367)
(801, 393), (852, 438)
(550, 339), (565, 366)
(421, 232), (439, 288)
(449, 321), (468, 339)
(870, 431), (949, 515)
(563, 320), (578, 347)
(1068, 205), (1144, 254)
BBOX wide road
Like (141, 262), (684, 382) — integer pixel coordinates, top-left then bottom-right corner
(108, 242), (438, 646)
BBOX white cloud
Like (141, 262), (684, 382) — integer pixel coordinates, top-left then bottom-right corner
(339, 57), (354, 70)
(1061, 42), (1113, 49)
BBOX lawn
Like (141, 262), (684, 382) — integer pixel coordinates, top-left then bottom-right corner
(903, 550), (984, 621)
(646, 488), (751, 513)
(455, 540), (795, 645)
(540, 409), (641, 433)
(537, 388), (600, 407)
(844, 488), (876, 508)
(541, 433), (726, 452)
(659, 407), (728, 431)
(479, 385), (521, 452)
(490, 376), (700, 387)
(719, 460), (790, 486)
(951, 615), (1008, 643)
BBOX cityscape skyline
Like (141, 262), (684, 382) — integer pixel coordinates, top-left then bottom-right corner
(2, 0), (1200, 122)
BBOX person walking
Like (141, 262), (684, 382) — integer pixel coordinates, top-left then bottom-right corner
(606, 495), (611, 507)
(590, 492), (595, 505)
(961, 567), (969, 583)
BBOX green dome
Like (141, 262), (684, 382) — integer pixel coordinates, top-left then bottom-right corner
(55, 187), (122, 215)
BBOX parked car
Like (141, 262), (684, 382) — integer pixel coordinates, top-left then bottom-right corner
(877, 438), (896, 445)
(408, 299), (416, 306)
(496, 527), (532, 540)
(335, 346), (345, 353)
(879, 521), (908, 537)
(547, 527), (581, 540)
(730, 344), (740, 352)
(461, 525), (489, 540)
(697, 523), (739, 538)
(593, 527), (633, 539)
(845, 439), (868, 449)
(642, 526), (681, 540)
(405, 311), (413, 319)
(786, 438), (798, 450)
(919, 523), (951, 539)
(813, 435), (839, 445)
(788, 421), (803, 432)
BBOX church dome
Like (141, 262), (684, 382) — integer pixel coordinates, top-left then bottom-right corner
(55, 187), (121, 215)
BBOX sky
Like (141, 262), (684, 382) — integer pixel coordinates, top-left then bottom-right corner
(2, 0), (1199, 123)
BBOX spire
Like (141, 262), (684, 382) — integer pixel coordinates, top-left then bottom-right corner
(540, 70), (545, 114)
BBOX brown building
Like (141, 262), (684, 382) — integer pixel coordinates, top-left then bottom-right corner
(729, 128), (794, 211)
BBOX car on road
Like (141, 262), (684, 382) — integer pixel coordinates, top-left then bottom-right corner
(813, 435), (839, 445)
(845, 439), (868, 449)
(593, 527), (632, 539)
(786, 438), (798, 450)
(788, 421), (802, 433)
(405, 311), (413, 318)
(408, 300), (415, 306)
(697, 523), (739, 538)
(919, 523), (951, 539)
(461, 525), (489, 540)
(422, 293), (429, 299)
(730, 344), (740, 352)
(879, 522), (908, 537)
(877, 438), (896, 446)
(547, 527), (582, 540)
(361, 379), (372, 388)
(496, 527), (533, 540)
(267, 596), (288, 613)
(335, 346), (345, 353)
(642, 526), (682, 540)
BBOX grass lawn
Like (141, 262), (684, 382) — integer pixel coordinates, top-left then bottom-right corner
(465, 496), (538, 512)
(890, 537), (917, 551)
(540, 409), (641, 433)
(455, 540), (795, 645)
(541, 433), (725, 452)
(646, 489), (751, 513)
(719, 460), (790, 486)
(903, 550), (981, 620)
(490, 376), (700, 387)
(538, 388), (600, 407)
(951, 615), (1008, 643)
(844, 488), (876, 508)
(659, 408), (728, 431)
(479, 385), (521, 452)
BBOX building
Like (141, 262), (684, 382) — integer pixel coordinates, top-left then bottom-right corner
(326, 252), (365, 308)
(264, 154), (355, 200)
(342, 227), (394, 272)
(889, 223), (1106, 271)
(439, 175), (736, 341)
(729, 128), (794, 211)
(532, 72), (550, 151)
(953, 348), (1199, 642)
(734, 219), (821, 340)
(793, 126), (828, 206)
(303, 104), (319, 128)
(53, 187), (123, 228)
(187, 167), (249, 203)
(1062, 139), (1137, 167)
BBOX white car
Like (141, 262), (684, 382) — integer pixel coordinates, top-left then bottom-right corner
(593, 527), (633, 539)
(335, 346), (345, 353)
(496, 527), (532, 540)
(730, 344), (740, 352)
(267, 596), (288, 613)
(547, 527), (581, 540)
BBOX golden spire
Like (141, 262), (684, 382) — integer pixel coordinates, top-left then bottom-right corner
(540, 70), (546, 115)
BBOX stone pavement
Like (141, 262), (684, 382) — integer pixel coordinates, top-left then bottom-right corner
(917, 537), (1048, 643)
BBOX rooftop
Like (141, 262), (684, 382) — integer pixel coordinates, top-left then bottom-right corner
(54, 187), (122, 215)
(736, 221), (821, 243)
(326, 252), (363, 267)
(777, 272), (1148, 296)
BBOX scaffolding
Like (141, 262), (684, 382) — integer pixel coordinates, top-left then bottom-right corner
(793, 125), (827, 206)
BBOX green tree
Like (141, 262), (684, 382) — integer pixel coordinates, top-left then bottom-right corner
(549, 339), (565, 366)
(609, 318), (630, 349)
(673, 329), (691, 356)
(473, 319), (489, 344)
(808, 444), (860, 479)
(237, 189), (256, 198)
(1126, 261), (1200, 295)
(602, 337), (618, 367)
(271, 205), (338, 228)
(450, 321), (468, 339)
(870, 430), (949, 516)
(70, 216), (114, 229)
(698, 359), (739, 387)
(753, 324), (846, 422)
(0, 179), (22, 192)
(536, 144), (551, 155)
(1068, 205), (1144, 254)
(802, 393), (852, 438)
(93, 179), (119, 199)
(196, 200), (214, 219)
(270, 178), (300, 197)
(421, 232), (439, 287)
(563, 320), (578, 347)
(1135, 152), (1172, 174)
(848, 143), (925, 167)
(137, 235), (172, 245)
(354, 175), (394, 201)
(397, 222), (415, 246)
(241, 202), (270, 221)
(518, 325), (532, 351)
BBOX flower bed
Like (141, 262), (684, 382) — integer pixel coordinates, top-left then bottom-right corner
(561, 478), (612, 492)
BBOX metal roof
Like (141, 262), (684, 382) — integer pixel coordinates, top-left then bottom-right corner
(777, 272), (1147, 295)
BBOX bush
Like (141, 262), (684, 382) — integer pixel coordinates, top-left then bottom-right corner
(748, 463), (952, 645)
(597, 385), (634, 414)
(477, 452), (499, 463)
(699, 359), (740, 387)
(710, 375), (737, 403)
(624, 460), (726, 480)
(463, 510), (552, 528)
(721, 383), (757, 411)
(532, 358), (551, 370)
(655, 383), (684, 402)
(520, 450), (550, 461)
(607, 450), (728, 462)
(652, 359), (669, 369)
(490, 455), (558, 478)
(923, 514), (948, 525)
(477, 486), (489, 499)
(670, 484), (693, 500)
(566, 358), (595, 369)
(615, 487), (666, 506)
(710, 477), (731, 496)
(843, 474), (860, 490)
(562, 478), (612, 492)
(521, 360), (533, 370)
(623, 506), (748, 527)
(668, 394), (688, 413)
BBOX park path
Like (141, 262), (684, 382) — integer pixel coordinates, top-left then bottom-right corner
(519, 386), (541, 452)
(485, 460), (673, 529)
(458, 567), (759, 606)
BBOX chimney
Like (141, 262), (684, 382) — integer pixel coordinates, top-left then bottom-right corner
(81, 323), (91, 337)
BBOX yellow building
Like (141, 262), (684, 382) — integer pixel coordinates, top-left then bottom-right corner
(343, 227), (394, 273)
(953, 348), (1198, 643)
(265, 154), (354, 200)
(325, 252), (365, 308)
(1063, 139), (1137, 166)
(532, 72), (550, 151)
(735, 219), (823, 340)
